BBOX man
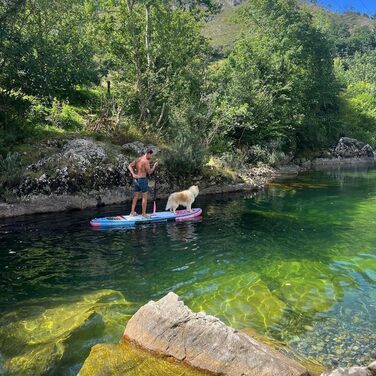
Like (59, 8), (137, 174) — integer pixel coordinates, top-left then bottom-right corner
(128, 149), (158, 217)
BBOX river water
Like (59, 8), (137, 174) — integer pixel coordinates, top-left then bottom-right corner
(0, 167), (375, 375)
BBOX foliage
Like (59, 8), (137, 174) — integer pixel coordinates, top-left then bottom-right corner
(0, 152), (24, 195)
(334, 50), (376, 146)
(163, 133), (208, 176)
(338, 51), (376, 86)
(211, 0), (340, 153)
(163, 117), (207, 176)
(247, 141), (288, 166)
(162, 103), (209, 175)
(101, 0), (210, 132)
(0, 0), (100, 152)
(1, 0), (376, 176)
(338, 82), (376, 146)
(0, 93), (31, 155)
(49, 100), (85, 130)
(0, 0), (100, 100)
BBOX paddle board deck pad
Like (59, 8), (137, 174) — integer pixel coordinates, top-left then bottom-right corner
(90, 208), (202, 228)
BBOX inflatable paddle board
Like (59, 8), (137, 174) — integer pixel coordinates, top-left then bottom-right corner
(90, 208), (202, 228)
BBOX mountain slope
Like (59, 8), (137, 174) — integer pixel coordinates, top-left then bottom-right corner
(204, 0), (376, 49)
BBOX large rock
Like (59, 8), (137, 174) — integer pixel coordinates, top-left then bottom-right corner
(122, 141), (160, 156)
(62, 138), (107, 165)
(123, 292), (309, 376)
(219, 0), (247, 5)
(360, 144), (374, 158)
(369, 362), (376, 375)
(19, 138), (131, 196)
(28, 138), (108, 173)
(333, 137), (374, 159)
(321, 361), (376, 376)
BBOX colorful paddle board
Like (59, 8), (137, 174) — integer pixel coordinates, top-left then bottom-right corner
(90, 208), (202, 228)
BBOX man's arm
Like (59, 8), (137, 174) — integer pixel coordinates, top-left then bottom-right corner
(145, 160), (158, 175)
(128, 159), (138, 178)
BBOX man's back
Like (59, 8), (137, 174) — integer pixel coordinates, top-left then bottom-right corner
(135, 156), (149, 177)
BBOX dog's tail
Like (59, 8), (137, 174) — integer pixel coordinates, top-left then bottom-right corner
(165, 196), (172, 211)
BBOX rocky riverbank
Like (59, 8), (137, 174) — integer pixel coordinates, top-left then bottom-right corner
(278, 137), (376, 175)
(0, 138), (273, 218)
(0, 137), (374, 218)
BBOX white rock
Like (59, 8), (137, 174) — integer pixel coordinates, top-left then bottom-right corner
(321, 366), (373, 376)
(123, 292), (309, 376)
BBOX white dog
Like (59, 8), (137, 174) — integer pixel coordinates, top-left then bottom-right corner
(165, 185), (199, 213)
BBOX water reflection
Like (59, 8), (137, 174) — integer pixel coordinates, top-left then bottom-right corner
(166, 219), (201, 243)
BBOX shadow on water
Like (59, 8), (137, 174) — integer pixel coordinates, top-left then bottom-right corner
(0, 166), (376, 373)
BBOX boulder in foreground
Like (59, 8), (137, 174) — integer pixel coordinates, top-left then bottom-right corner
(123, 292), (310, 376)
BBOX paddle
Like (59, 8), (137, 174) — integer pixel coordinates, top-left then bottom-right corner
(152, 171), (158, 214)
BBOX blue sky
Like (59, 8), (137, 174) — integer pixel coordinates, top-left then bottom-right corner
(316, 0), (376, 16)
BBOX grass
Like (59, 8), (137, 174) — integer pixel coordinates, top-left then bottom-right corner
(206, 155), (241, 181)
(203, 2), (247, 49)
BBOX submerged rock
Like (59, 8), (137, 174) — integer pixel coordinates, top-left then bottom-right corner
(179, 272), (286, 331)
(78, 342), (212, 376)
(0, 290), (134, 376)
(123, 292), (309, 376)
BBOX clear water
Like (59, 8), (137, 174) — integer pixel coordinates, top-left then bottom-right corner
(0, 167), (375, 375)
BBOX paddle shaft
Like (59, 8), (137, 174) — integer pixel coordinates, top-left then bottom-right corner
(152, 171), (157, 213)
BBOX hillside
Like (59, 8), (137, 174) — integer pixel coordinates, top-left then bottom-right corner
(203, 1), (244, 49)
(204, 0), (376, 49)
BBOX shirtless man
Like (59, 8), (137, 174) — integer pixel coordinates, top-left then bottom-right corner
(128, 149), (158, 217)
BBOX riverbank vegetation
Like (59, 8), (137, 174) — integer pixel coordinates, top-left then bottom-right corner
(1, 0), (376, 176)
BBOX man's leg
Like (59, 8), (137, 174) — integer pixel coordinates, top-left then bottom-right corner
(130, 192), (140, 215)
(142, 192), (148, 216)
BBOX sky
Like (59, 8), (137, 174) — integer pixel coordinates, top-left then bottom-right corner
(316, 0), (376, 16)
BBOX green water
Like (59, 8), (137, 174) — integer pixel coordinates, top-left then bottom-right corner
(0, 167), (375, 375)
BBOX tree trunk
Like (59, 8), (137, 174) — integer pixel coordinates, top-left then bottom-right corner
(126, 0), (149, 126)
(145, 2), (151, 70)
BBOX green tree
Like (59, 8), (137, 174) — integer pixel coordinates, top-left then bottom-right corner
(335, 51), (376, 145)
(0, 0), (99, 100)
(212, 0), (339, 151)
(102, 0), (211, 133)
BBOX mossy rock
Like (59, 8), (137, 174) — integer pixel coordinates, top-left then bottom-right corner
(0, 290), (134, 376)
(180, 272), (286, 331)
(261, 261), (347, 313)
(78, 341), (211, 376)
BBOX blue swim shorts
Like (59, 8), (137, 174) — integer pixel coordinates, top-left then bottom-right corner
(134, 177), (149, 193)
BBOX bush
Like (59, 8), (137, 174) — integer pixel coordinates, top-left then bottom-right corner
(247, 140), (288, 166)
(49, 99), (84, 130)
(339, 82), (376, 146)
(86, 95), (123, 135)
(163, 131), (208, 176)
(0, 94), (31, 155)
(27, 98), (50, 125)
(0, 152), (24, 196)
